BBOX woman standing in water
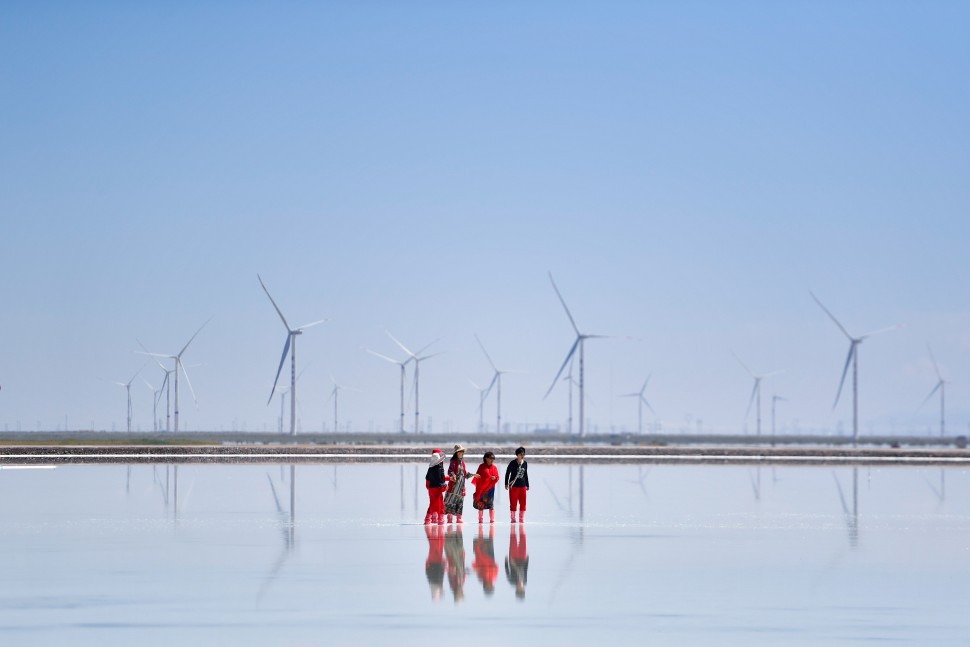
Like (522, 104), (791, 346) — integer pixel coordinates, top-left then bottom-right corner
(444, 444), (472, 524)
(472, 451), (499, 524)
(505, 446), (529, 523)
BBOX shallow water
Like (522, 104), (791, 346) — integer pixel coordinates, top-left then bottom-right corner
(1, 463), (968, 645)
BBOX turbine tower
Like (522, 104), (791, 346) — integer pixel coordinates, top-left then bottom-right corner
(732, 352), (782, 436)
(468, 378), (488, 433)
(475, 333), (517, 435)
(328, 374), (359, 433)
(366, 348), (411, 433)
(258, 275), (328, 436)
(619, 375), (653, 434)
(139, 319), (210, 433)
(811, 292), (897, 444)
(771, 394), (786, 436)
(919, 345), (946, 437)
(545, 272), (609, 438)
(139, 339), (174, 432)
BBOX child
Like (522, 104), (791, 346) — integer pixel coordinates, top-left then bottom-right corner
(424, 449), (447, 525)
(471, 451), (499, 524)
(504, 446), (529, 523)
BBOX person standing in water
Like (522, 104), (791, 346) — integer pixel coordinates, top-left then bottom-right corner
(424, 449), (447, 525)
(444, 444), (471, 524)
(472, 451), (499, 524)
(504, 446), (529, 523)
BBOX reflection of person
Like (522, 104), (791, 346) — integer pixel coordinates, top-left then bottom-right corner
(505, 525), (529, 599)
(504, 446), (530, 523)
(472, 451), (500, 524)
(444, 525), (466, 603)
(472, 525), (498, 596)
(445, 444), (472, 524)
(424, 449), (447, 525)
(424, 524), (445, 600)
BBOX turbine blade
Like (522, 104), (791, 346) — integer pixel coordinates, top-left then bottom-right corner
(732, 351), (754, 377)
(641, 374), (652, 395)
(927, 344), (943, 381)
(641, 396), (655, 414)
(296, 318), (330, 331)
(859, 324), (901, 340)
(810, 291), (853, 340)
(548, 272), (581, 336)
(267, 335), (291, 405)
(484, 373), (499, 400)
(258, 275), (291, 331)
(474, 333), (498, 371)
(745, 380), (758, 419)
(385, 331), (415, 357)
(179, 359), (199, 408)
(178, 317), (212, 358)
(544, 337), (581, 399)
(136, 339), (169, 372)
(918, 381), (943, 410)
(365, 348), (401, 365)
(833, 343), (855, 409)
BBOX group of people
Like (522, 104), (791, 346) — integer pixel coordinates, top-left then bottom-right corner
(424, 524), (529, 602)
(424, 444), (530, 525)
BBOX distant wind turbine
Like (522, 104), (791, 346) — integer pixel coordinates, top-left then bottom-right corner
(143, 378), (160, 432)
(468, 378), (488, 434)
(732, 352), (782, 436)
(138, 339), (174, 432)
(919, 345), (947, 438)
(139, 319), (210, 433)
(114, 367), (142, 433)
(771, 394), (786, 436)
(387, 332), (441, 434)
(258, 275), (329, 436)
(366, 347), (411, 433)
(811, 292), (898, 444)
(619, 375), (654, 434)
(328, 374), (360, 433)
(475, 334), (519, 434)
(545, 272), (612, 438)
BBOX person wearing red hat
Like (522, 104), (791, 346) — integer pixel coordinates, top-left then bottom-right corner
(424, 449), (447, 525)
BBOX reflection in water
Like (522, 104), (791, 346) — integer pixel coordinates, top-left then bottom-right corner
(833, 467), (859, 548)
(505, 526), (528, 599)
(472, 526), (498, 596)
(424, 525), (446, 601)
(445, 525), (466, 602)
(259, 465), (296, 600)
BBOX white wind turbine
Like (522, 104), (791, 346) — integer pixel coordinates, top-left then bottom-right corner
(327, 374), (360, 433)
(771, 394), (786, 436)
(138, 339), (174, 432)
(620, 375), (654, 434)
(387, 332), (441, 434)
(143, 378), (160, 433)
(366, 347), (412, 434)
(732, 353), (782, 436)
(258, 275), (328, 436)
(475, 334), (519, 435)
(139, 319), (209, 433)
(468, 378), (489, 434)
(545, 272), (611, 438)
(919, 345), (947, 438)
(114, 367), (142, 433)
(811, 292), (898, 444)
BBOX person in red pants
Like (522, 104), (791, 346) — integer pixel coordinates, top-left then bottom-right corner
(424, 449), (447, 525)
(504, 446), (529, 523)
(472, 525), (499, 596)
(505, 525), (529, 599)
(472, 451), (499, 524)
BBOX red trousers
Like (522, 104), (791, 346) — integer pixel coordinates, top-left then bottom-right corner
(426, 485), (446, 518)
(509, 486), (527, 512)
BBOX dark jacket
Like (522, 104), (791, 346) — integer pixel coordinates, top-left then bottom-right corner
(426, 463), (446, 489)
(504, 459), (529, 488)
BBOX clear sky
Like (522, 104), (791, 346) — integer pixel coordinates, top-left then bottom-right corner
(2, 1), (969, 436)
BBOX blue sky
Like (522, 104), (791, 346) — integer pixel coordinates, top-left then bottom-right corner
(2, 2), (969, 435)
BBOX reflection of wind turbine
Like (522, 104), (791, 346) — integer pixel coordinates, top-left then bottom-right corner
(258, 275), (328, 436)
(811, 292), (898, 444)
(918, 345), (947, 438)
(733, 353), (782, 436)
(387, 332), (441, 434)
(113, 367), (142, 433)
(832, 468), (859, 548)
(475, 334), (518, 435)
(619, 375), (653, 434)
(545, 273), (611, 438)
(139, 319), (210, 433)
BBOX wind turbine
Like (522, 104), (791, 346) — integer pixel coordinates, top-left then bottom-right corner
(139, 319), (210, 434)
(143, 378), (160, 432)
(771, 394), (786, 436)
(475, 334), (518, 435)
(732, 353), (782, 436)
(367, 347), (411, 433)
(113, 367), (142, 433)
(919, 345), (946, 438)
(258, 275), (328, 436)
(545, 272), (610, 438)
(811, 292), (898, 444)
(327, 374), (359, 433)
(619, 375), (654, 434)
(387, 332), (441, 434)
(468, 378), (488, 433)
(138, 339), (174, 432)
